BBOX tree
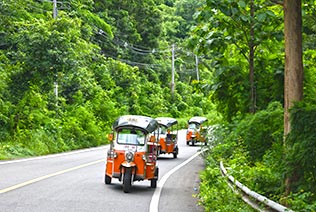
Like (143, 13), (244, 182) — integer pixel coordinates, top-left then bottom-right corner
(283, 0), (304, 196)
(188, 0), (284, 121)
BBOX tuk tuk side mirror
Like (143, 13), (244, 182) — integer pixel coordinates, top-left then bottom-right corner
(108, 133), (114, 142)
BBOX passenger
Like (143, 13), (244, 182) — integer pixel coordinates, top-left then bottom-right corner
(166, 129), (172, 142)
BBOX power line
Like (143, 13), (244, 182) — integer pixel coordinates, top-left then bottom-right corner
(96, 29), (204, 80)
(96, 29), (171, 55)
(98, 49), (165, 69)
(118, 58), (162, 68)
(3, 1), (204, 77)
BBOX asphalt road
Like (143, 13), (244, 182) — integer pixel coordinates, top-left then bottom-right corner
(0, 130), (205, 212)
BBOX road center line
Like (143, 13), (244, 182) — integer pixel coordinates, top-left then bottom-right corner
(0, 159), (105, 194)
(149, 149), (206, 212)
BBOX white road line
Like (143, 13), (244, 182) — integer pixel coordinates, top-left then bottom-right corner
(0, 146), (108, 165)
(0, 159), (105, 194)
(149, 149), (206, 212)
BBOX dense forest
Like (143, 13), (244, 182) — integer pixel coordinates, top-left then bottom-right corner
(1, 0), (316, 211)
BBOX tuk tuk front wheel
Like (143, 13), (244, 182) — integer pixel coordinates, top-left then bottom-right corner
(151, 167), (158, 188)
(123, 169), (132, 193)
(105, 175), (112, 184)
(150, 179), (157, 188)
(173, 147), (178, 158)
(190, 141), (194, 146)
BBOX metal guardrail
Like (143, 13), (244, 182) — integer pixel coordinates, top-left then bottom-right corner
(220, 161), (294, 212)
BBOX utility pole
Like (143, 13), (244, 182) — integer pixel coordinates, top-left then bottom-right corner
(53, 0), (57, 19)
(171, 44), (175, 97)
(53, 0), (58, 107)
(195, 55), (199, 81)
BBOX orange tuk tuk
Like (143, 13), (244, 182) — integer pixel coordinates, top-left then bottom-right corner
(155, 117), (179, 158)
(104, 115), (159, 193)
(186, 116), (208, 146)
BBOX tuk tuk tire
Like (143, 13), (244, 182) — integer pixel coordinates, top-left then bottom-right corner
(123, 169), (132, 193)
(150, 179), (157, 188)
(173, 148), (178, 158)
(151, 167), (159, 188)
(105, 175), (112, 184)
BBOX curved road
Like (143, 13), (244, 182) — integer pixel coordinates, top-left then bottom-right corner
(0, 130), (205, 212)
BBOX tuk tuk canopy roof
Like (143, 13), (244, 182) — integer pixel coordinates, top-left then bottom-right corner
(188, 116), (208, 124)
(112, 115), (158, 133)
(155, 117), (178, 128)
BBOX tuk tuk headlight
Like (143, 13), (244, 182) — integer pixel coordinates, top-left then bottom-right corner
(107, 150), (117, 158)
(125, 151), (134, 162)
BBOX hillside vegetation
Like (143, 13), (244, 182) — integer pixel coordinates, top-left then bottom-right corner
(0, 0), (215, 158)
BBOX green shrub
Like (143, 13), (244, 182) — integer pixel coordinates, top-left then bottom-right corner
(0, 142), (34, 159)
(201, 102), (286, 208)
(285, 101), (316, 205)
(199, 155), (256, 211)
(235, 102), (284, 162)
(282, 191), (316, 211)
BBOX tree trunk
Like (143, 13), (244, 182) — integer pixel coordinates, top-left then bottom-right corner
(284, 0), (303, 137)
(284, 0), (303, 196)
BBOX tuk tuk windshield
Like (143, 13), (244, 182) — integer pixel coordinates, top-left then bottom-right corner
(188, 123), (200, 130)
(158, 126), (167, 135)
(117, 128), (146, 145)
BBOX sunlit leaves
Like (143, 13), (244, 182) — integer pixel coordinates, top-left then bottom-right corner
(200, 102), (285, 208)
(284, 102), (316, 208)
(188, 0), (284, 121)
(77, 9), (113, 39)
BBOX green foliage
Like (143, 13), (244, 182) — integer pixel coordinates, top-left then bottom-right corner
(285, 102), (316, 197)
(188, 0), (284, 120)
(0, 143), (35, 160)
(11, 85), (51, 131)
(1, 0), (218, 161)
(211, 64), (249, 122)
(0, 53), (13, 141)
(228, 151), (284, 198)
(207, 104), (284, 163)
(199, 155), (256, 211)
(206, 100), (316, 210)
(193, 1), (316, 209)
(202, 102), (286, 205)
(282, 191), (316, 211)
(77, 9), (113, 39)
(61, 104), (105, 149)
(235, 101), (284, 162)
(303, 49), (316, 104)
